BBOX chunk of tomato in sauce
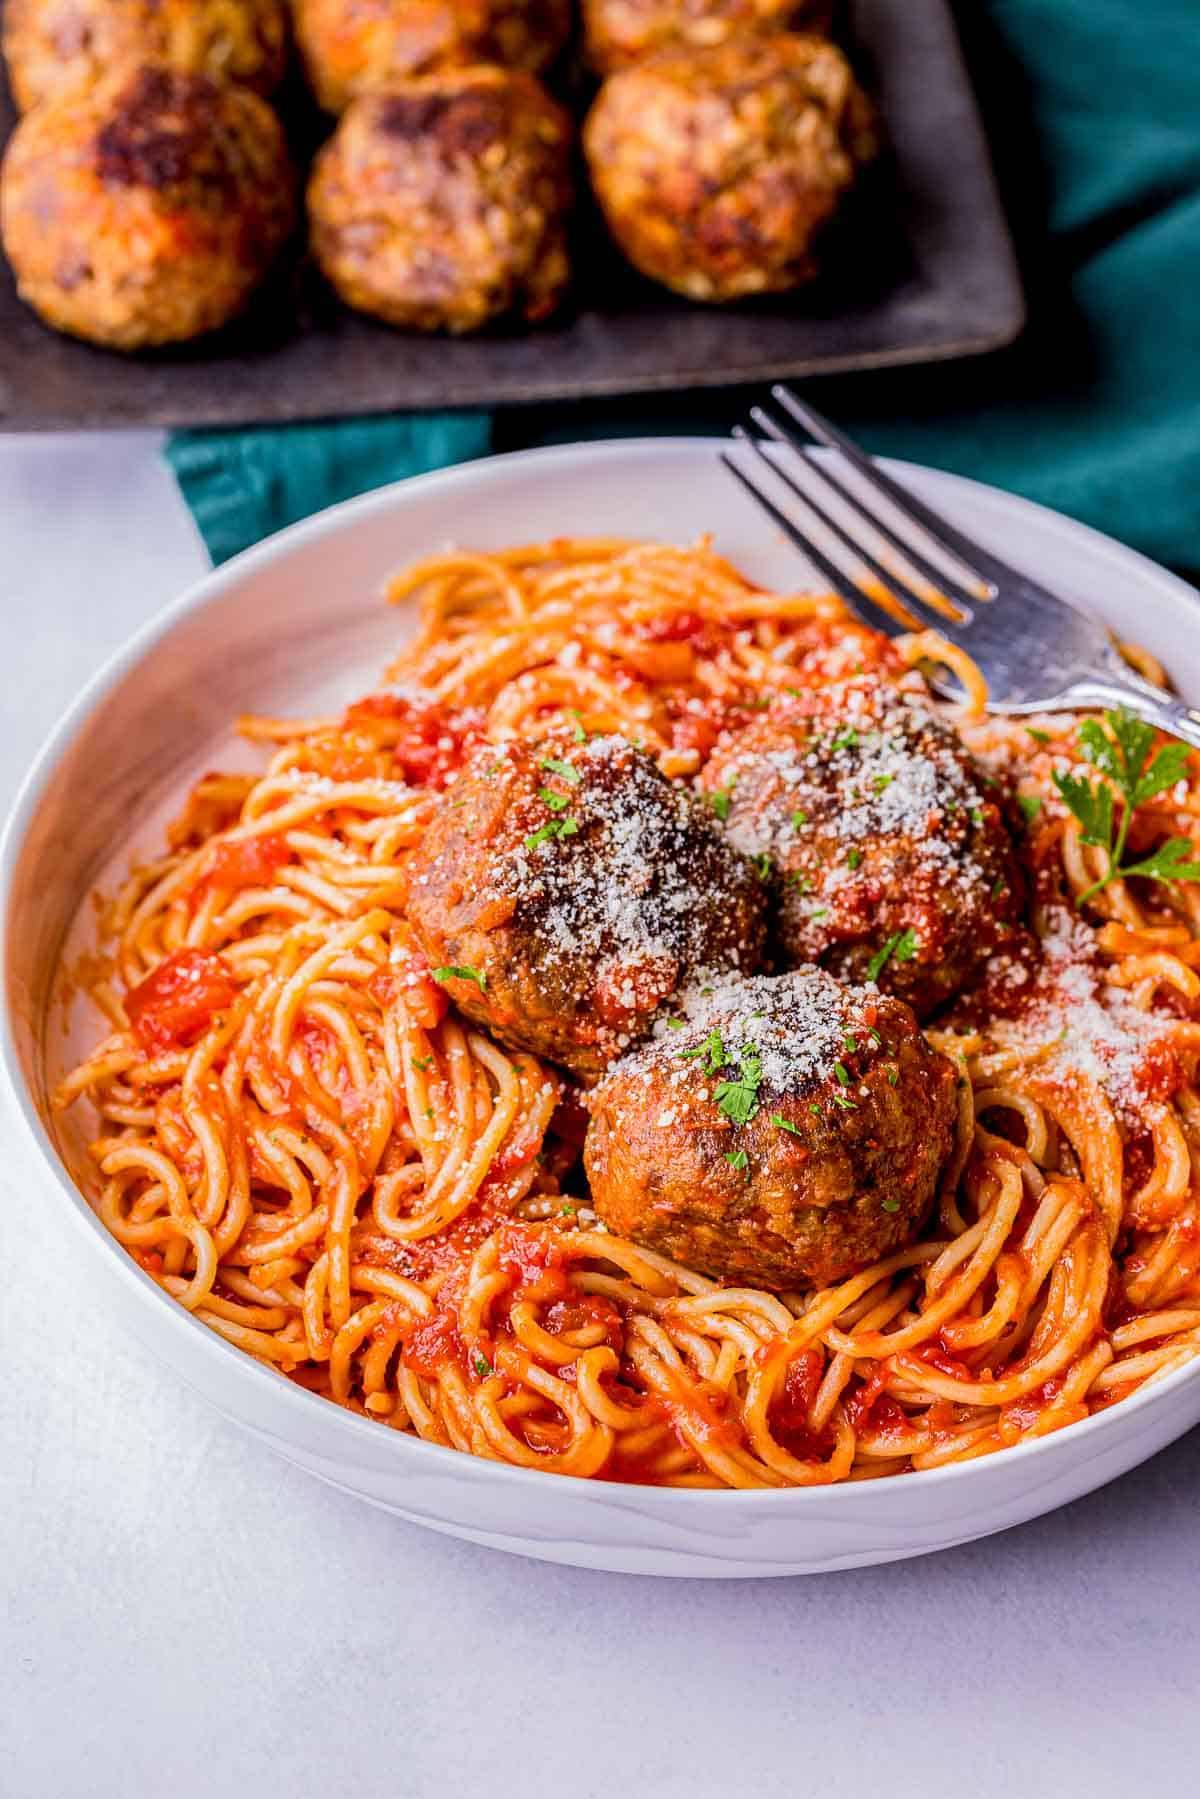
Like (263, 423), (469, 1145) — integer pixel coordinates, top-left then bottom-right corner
(125, 949), (237, 1054)
(344, 695), (488, 791)
(367, 950), (449, 1030)
(198, 832), (291, 894)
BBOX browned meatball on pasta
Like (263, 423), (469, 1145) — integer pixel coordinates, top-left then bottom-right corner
(307, 67), (572, 333)
(1, 0), (289, 112)
(585, 969), (958, 1290)
(0, 65), (295, 350)
(582, 34), (875, 302)
(406, 733), (768, 1080)
(292, 0), (570, 113)
(702, 679), (1023, 1019)
(581, 0), (833, 76)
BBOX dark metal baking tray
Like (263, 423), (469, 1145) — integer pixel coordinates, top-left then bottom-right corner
(0, 0), (1025, 431)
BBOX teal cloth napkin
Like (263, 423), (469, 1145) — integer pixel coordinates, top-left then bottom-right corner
(166, 0), (1200, 572)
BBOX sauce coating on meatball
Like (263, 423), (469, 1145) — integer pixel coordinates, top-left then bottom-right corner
(584, 968), (958, 1290)
(406, 732), (768, 1078)
(702, 678), (1023, 1018)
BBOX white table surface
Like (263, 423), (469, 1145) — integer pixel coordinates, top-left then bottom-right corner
(3, 431), (1199, 1799)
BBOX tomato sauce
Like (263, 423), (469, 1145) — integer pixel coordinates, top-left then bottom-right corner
(344, 695), (488, 790)
(197, 832), (291, 896)
(125, 949), (237, 1054)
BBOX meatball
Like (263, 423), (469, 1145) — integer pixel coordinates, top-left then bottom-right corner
(583, 34), (876, 302)
(581, 0), (833, 76)
(406, 732), (768, 1080)
(585, 968), (958, 1290)
(2, 0), (289, 112)
(292, 0), (570, 114)
(0, 65), (295, 350)
(702, 679), (1023, 1019)
(307, 68), (571, 333)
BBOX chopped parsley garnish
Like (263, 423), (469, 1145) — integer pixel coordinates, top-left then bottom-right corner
(786, 870), (813, 893)
(880, 1198), (901, 1213)
(808, 906), (829, 920)
(540, 755), (581, 785)
(713, 1044), (763, 1127)
(847, 848), (864, 871)
(873, 774), (894, 793)
(709, 786), (734, 821)
(537, 786), (571, 812)
(681, 1026), (727, 1073)
(992, 877), (1007, 899)
(1026, 727), (1051, 745)
(830, 1092), (858, 1111)
(473, 1353), (494, 1379)
(754, 852), (773, 881)
(725, 1148), (750, 1173)
(831, 727), (859, 751)
(809, 1102), (823, 1117)
(866, 927), (919, 982)
(1053, 708), (1199, 902)
(433, 964), (487, 992)
(887, 1067), (899, 1087)
(664, 1016), (686, 1031)
(524, 816), (580, 851)
(771, 1113), (802, 1137)
(411, 1054), (433, 1072)
(833, 1061), (852, 1087)
(791, 808), (808, 829)
(1018, 793), (1042, 823)
(867, 1027), (882, 1046)
(559, 1201), (578, 1215)
(843, 1032), (858, 1054)
(566, 710), (588, 744)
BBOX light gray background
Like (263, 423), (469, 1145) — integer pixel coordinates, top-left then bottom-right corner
(2, 432), (1198, 1799)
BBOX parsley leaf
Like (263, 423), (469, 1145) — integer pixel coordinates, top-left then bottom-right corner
(709, 787), (734, 821)
(537, 786), (571, 812)
(473, 1353), (494, 1379)
(714, 1043), (763, 1128)
(880, 1198), (901, 1213)
(1121, 838), (1200, 885)
(411, 1054), (433, 1072)
(1055, 707), (1196, 902)
(791, 808), (808, 829)
(725, 1148), (750, 1173)
(754, 852), (773, 881)
(771, 1113), (802, 1137)
(524, 816), (580, 851)
(866, 927), (918, 981)
(847, 848), (864, 871)
(566, 710), (588, 744)
(433, 965), (487, 992)
(539, 756), (582, 784)
(1018, 793), (1042, 823)
(681, 1026), (727, 1073)
(1026, 727), (1051, 746)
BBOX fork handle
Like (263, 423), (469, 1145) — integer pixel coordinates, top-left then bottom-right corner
(1058, 671), (1200, 754)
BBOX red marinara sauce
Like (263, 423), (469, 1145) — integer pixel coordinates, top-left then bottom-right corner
(197, 832), (291, 895)
(125, 949), (237, 1054)
(344, 695), (488, 790)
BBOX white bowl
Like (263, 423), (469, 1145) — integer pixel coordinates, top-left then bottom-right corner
(4, 438), (1200, 1578)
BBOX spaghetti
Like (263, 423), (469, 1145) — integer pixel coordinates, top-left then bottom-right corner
(54, 538), (1200, 1487)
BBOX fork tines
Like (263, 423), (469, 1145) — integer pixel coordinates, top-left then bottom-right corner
(722, 385), (996, 641)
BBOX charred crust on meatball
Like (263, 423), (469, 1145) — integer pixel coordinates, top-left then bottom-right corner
(95, 66), (225, 191)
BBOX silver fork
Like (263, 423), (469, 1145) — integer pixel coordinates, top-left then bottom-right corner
(722, 385), (1200, 751)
